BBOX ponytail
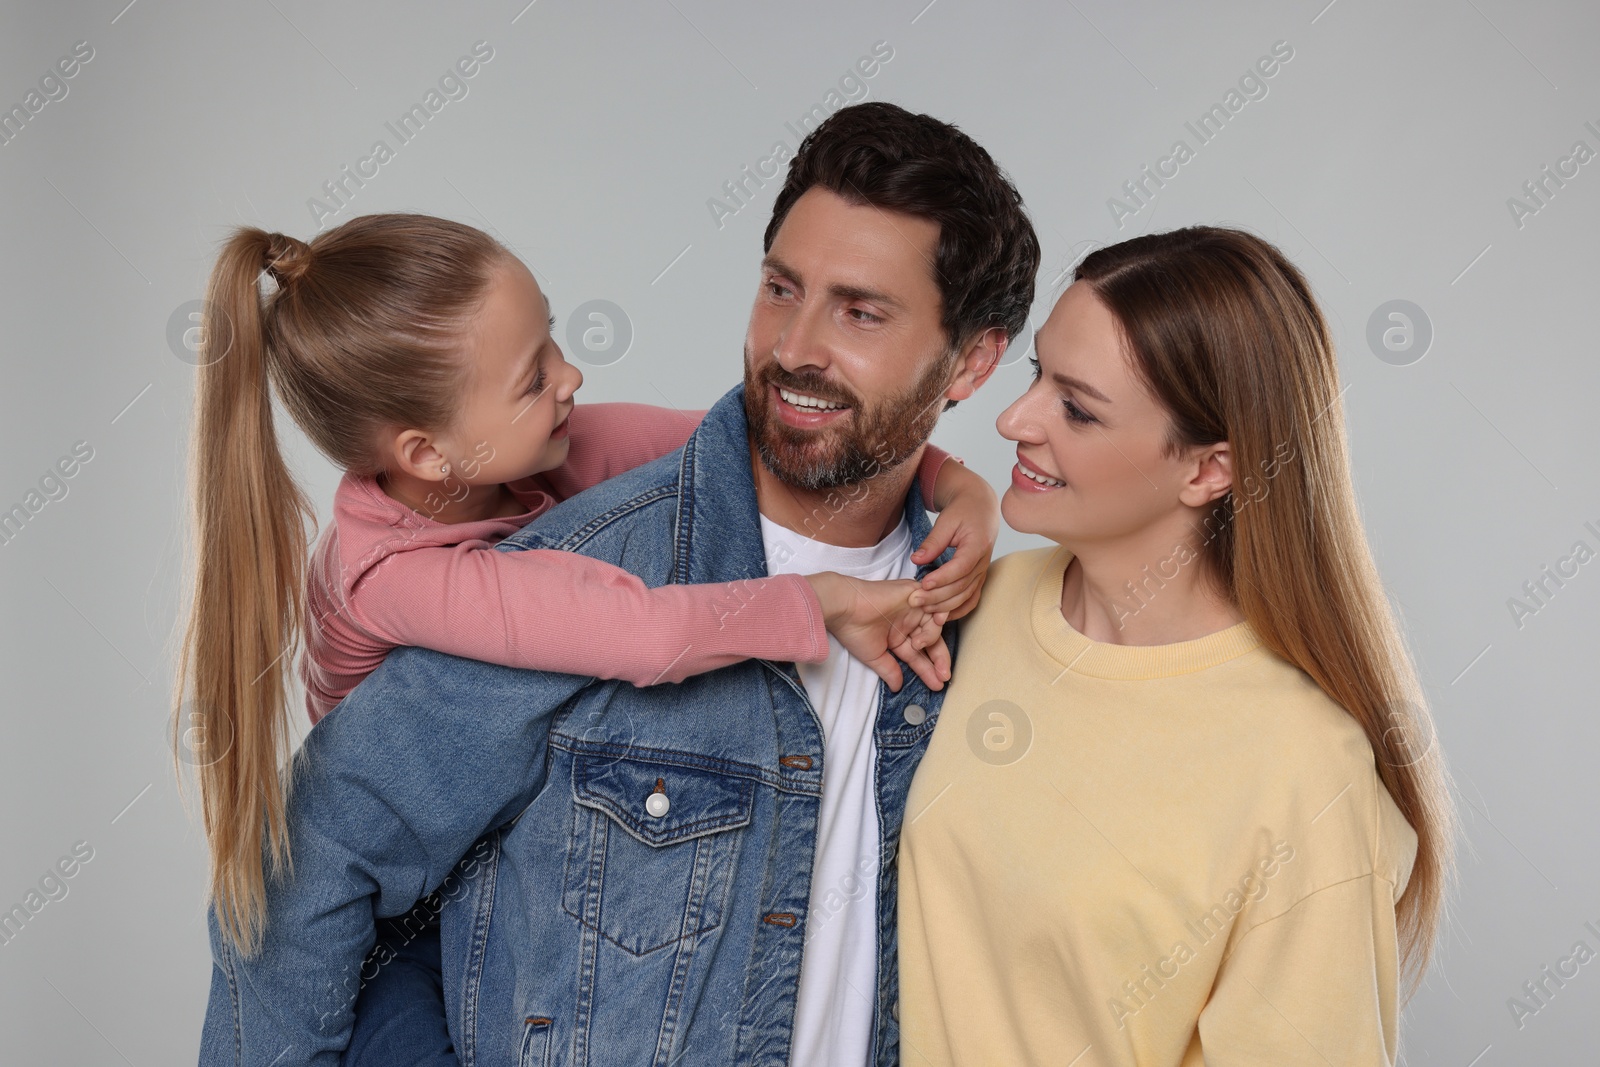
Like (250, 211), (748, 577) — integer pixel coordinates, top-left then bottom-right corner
(175, 214), (508, 956)
(176, 229), (316, 955)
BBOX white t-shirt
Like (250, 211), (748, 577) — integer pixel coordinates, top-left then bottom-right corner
(758, 512), (918, 1067)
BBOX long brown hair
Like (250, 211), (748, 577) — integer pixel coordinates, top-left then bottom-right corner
(174, 214), (508, 955)
(1076, 226), (1453, 992)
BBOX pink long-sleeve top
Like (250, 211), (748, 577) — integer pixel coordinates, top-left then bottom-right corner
(300, 402), (950, 724)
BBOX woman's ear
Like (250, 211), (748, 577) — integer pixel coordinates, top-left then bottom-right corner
(1181, 441), (1233, 508)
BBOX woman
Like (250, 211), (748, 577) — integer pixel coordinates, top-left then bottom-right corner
(897, 226), (1452, 1066)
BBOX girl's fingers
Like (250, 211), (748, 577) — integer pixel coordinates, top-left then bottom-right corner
(911, 524), (956, 565)
(926, 634), (951, 681)
(945, 586), (982, 622)
(864, 650), (906, 693)
(918, 572), (980, 614)
(892, 637), (945, 691)
(917, 551), (976, 595)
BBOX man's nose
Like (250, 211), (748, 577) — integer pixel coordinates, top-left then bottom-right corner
(773, 301), (831, 374)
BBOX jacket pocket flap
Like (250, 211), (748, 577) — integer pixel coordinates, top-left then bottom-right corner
(573, 753), (755, 847)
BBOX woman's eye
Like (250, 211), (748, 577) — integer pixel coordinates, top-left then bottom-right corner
(1062, 397), (1096, 425)
(1028, 357), (1094, 424)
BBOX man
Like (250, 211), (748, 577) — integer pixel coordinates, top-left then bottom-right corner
(199, 101), (1040, 1067)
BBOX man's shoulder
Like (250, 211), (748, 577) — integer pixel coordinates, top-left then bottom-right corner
(500, 450), (684, 560)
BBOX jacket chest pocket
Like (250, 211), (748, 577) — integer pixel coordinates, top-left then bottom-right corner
(562, 752), (755, 956)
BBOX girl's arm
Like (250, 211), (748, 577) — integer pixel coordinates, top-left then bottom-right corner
(909, 452), (1000, 622)
(533, 402), (706, 500)
(342, 538), (949, 691)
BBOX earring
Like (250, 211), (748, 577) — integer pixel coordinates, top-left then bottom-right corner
(440, 462), (451, 476)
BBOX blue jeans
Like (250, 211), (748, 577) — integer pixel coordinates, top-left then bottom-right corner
(344, 896), (457, 1067)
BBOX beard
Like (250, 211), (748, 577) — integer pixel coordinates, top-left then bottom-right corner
(743, 347), (955, 491)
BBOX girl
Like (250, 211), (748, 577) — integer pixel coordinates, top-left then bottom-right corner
(897, 227), (1454, 1065)
(174, 213), (998, 959)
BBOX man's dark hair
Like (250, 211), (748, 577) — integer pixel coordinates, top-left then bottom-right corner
(764, 101), (1041, 359)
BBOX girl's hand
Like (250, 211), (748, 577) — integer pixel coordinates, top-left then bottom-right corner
(805, 572), (951, 692)
(909, 460), (999, 622)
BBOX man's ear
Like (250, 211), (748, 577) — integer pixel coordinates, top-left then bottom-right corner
(944, 327), (1008, 404)
(385, 428), (453, 481)
(1180, 441), (1233, 508)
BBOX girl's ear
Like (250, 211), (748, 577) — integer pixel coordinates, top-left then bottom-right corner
(386, 428), (452, 480)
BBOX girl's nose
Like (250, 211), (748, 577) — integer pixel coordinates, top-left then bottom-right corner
(559, 355), (583, 400)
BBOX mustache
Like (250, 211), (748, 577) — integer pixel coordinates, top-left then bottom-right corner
(758, 366), (858, 409)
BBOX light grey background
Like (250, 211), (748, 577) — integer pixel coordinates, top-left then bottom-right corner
(2, 0), (1595, 1062)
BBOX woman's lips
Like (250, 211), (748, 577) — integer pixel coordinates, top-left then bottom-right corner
(1011, 452), (1066, 492)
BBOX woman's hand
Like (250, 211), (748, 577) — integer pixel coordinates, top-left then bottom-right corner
(806, 572), (951, 692)
(910, 459), (999, 621)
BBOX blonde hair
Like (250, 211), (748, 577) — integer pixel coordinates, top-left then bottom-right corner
(1076, 226), (1454, 992)
(174, 214), (508, 955)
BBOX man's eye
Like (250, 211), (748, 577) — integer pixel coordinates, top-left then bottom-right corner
(847, 308), (881, 324)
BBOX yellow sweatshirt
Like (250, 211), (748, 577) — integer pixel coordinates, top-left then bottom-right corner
(897, 546), (1418, 1067)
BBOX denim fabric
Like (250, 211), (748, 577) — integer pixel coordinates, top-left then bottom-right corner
(198, 384), (956, 1067)
(343, 898), (458, 1067)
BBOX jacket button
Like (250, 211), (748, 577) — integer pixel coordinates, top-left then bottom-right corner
(646, 778), (670, 818)
(903, 704), (927, 726)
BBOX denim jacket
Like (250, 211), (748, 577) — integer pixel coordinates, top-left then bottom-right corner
(198, 383), (957, 1067)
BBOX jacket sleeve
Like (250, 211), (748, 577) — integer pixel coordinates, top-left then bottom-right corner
(1196, 873), (1405, 1066)
(343, 538), (830, 681)
(537, 402), (706, 500)
(198, 647), (593, 1066)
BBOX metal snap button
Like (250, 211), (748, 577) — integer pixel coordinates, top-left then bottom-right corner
(903, 703), (927, 726)
(646, 777), (670, 818)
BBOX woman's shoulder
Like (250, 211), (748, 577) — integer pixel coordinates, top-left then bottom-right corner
(1219, 663), (1419, 901)
(955, 546), (1060, 632)
(984, 546), (1062, 596)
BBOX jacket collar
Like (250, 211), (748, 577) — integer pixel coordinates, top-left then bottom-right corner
(673, 384), (939, 587)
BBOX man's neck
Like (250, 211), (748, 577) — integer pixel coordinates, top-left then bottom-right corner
(748, 438), (920, 548)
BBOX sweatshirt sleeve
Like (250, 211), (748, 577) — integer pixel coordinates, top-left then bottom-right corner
(342, 538), (830, 683)
(538, 402), (707, 501)
(1196, 873), (1405, 1066)
(916, 445), (955, 509)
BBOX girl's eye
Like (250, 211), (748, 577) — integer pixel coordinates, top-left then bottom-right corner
(547, 314), (557, 330)
(1028, 357), (1095, 425)
(525, 368), (548, 397)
